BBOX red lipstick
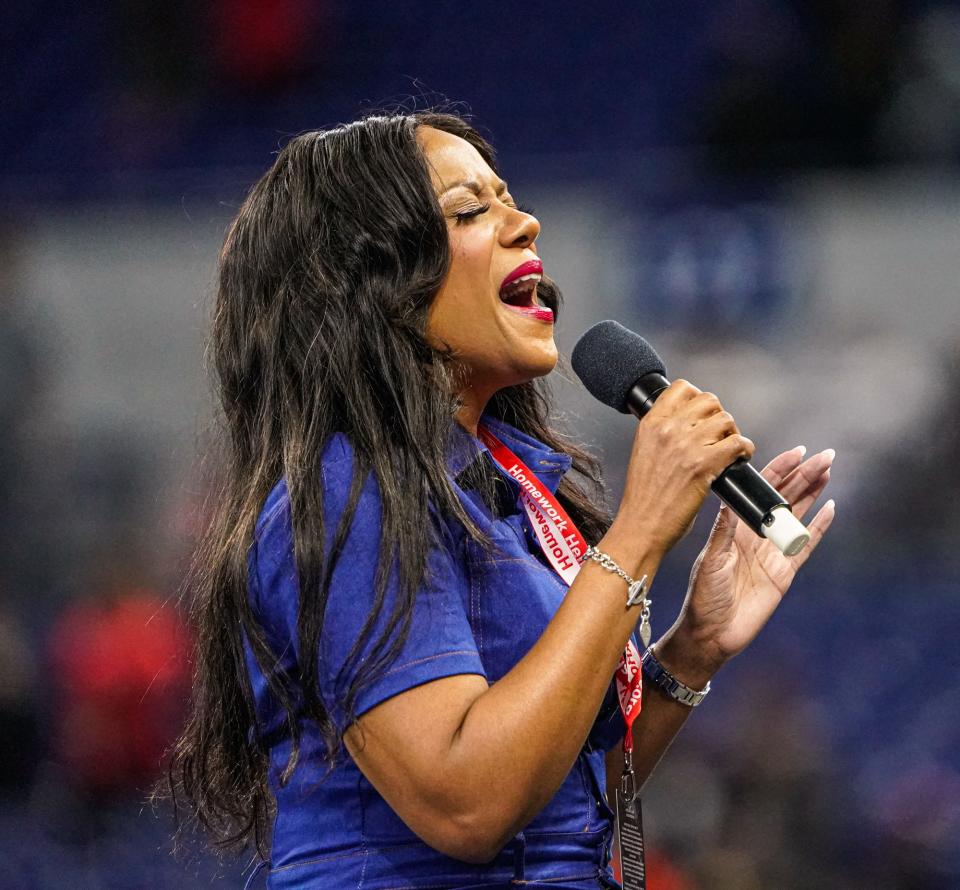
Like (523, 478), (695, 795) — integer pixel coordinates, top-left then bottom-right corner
(498, 258), (550, 322)
(507, 304), (554, 323)
(500, 259), (543, 292)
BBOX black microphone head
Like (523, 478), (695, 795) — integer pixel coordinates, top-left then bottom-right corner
(571, 320), (667, 413)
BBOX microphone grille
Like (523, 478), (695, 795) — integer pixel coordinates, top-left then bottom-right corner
(571, 320), (666, 413)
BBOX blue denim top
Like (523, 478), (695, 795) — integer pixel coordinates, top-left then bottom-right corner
(244, 415), (626, 889)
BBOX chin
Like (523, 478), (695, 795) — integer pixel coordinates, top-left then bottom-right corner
(514, 341), (559, 382)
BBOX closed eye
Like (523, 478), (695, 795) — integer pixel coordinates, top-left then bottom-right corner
(453, 201), (534, 223)
(454, 203), (490, 223)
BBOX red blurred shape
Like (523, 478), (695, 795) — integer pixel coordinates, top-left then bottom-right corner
(48, 588), (192, 797)
(212, 0), (318, 87)
(611, 843), (698, 890)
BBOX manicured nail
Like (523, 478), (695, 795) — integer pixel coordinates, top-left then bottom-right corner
(822, 448), (836, 461)
(795, 445), (807, 456)
(826, 499), (836, 511)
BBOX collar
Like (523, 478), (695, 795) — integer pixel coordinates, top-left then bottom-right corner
(447, 413), (573, 496)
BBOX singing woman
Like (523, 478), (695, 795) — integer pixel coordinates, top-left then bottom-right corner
(168, 111), (835, 889)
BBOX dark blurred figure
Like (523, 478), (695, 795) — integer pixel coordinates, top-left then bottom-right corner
(0, 604), (42, 796)
(645, 653), (868, 890)
(861, 339), (960, 566)
(872, 762), (960, 890)
(0, 226), (52, 607)
(0, 227), (57, 804)
(692, 0), (911, 170)
(701, 675), (850, 888)
(876, 5), (960, 163)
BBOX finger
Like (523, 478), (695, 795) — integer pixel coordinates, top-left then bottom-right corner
(706, 502), (739, 552)
(760, 445), (807, 488)
(653, 379), (701, 413)
(685, 391), (724, 422)
(790, 469), (830, 521)
(788, 499), (836, 570)
(696, 409), (739, 444)
(777, 449), (835, 505)
(711, 432), (755, 465)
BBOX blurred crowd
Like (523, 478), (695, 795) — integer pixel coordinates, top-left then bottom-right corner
(2, 2), (959, 888)
(6, 1), (960, 199)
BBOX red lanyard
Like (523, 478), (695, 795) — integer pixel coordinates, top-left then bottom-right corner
(479, 426), (644, 754)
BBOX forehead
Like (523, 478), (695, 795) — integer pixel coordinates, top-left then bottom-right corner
(416, 126), (496, 193)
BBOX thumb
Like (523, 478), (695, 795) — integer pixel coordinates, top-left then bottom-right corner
(706, 503), (739, 553)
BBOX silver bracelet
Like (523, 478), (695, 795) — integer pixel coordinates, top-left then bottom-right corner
(580, 544), (649, 608)
(641, 646), (711, 707)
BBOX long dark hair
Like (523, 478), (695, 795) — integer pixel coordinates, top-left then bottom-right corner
(166, 111), (612, 857)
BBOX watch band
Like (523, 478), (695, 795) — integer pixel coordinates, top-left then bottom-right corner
(641, 646), (711, 707)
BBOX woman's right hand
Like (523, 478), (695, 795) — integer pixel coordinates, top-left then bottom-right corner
(608, 380), (755, 560)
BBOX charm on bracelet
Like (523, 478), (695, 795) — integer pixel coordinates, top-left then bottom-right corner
(638, 601), (652, 649)
(581, 545), (653, 649)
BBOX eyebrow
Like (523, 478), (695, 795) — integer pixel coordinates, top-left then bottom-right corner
(440, 178), (508, 197)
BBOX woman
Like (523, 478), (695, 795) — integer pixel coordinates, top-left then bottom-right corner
(169, 112), (835, 888)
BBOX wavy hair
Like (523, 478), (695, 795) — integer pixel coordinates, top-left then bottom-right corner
(165, 111), (611, 857)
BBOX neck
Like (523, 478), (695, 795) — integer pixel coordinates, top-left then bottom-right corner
(455, 383), (497, 437)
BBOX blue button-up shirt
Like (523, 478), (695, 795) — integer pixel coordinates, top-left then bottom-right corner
(245, 415), (625, 889)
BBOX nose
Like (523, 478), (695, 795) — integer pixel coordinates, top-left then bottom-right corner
(500, 206), (540, 249)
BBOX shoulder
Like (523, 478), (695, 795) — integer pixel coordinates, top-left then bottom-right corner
(254, 432), (356, 542)
(250, 433), (373, 621)
(252, 432), (469, 564)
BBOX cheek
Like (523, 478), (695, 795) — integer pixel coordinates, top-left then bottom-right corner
(429, 232), (496, 333)
(428, 286), (499, 357)
(446, 230), (493, 303)
(427, 284), (489, 357)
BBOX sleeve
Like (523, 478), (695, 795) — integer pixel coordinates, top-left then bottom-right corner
(313, 436), (486, 731)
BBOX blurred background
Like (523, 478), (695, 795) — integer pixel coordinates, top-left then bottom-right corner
(1, 1), (959, 887)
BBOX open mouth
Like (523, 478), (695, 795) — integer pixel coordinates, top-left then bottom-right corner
(500, 259), (545, 306)
(498, 259), (553, 323)
(499, 272), (541, 308)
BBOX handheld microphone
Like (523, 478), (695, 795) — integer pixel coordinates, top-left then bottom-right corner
(571, 320), (810, 557)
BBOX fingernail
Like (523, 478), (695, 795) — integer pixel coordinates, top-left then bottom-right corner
(822, 448), (836, 461)
(826, 499), (836, 510)
(795, 445), (807, 456)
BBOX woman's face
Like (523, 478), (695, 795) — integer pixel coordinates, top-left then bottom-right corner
(418, 126), (558, 401)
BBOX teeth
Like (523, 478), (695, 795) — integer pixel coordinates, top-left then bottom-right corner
(501, 273), (540, 295)
(500, 275), (539, 306)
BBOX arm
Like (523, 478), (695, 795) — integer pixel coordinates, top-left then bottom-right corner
(347, 547), (719, 863)
(601, 628), (713, 812)
(346, 530), (662, 863)
(346, 383), (834, 863)
(603, 445), (836, 814)
(601, 652), (696, 816)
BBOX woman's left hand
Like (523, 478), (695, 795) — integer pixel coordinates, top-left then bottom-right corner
(667, 446), (836, 676)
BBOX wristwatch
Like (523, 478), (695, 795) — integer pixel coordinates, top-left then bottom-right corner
(641, 646), (711, 707)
